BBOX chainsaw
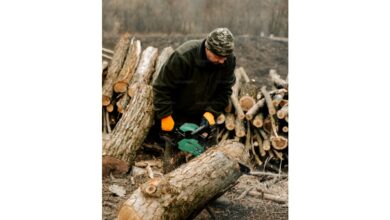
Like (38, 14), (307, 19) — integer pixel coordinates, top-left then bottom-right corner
(161, 122), (216, 156)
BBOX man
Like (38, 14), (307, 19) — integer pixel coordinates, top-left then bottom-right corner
(152, 27), (236, 136)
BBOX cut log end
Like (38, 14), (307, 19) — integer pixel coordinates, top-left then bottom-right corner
(216, 113), (226, 125)
(102, 96), (110, 106)
(118, 205), (141, 220)
(106, 104), (114, 113)
(239, 96), (256, 112)
(270, 136), (288, 150)
(114, 82), (128, 93)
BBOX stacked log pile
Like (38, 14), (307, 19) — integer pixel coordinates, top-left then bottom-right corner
(102, 33), (174, 172)
(102, 33), (288, 173)
(215, 67), (288, 169)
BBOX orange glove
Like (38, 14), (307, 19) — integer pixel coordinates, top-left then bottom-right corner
(161, 115), (175, 131)
(203, 112), (215, 126)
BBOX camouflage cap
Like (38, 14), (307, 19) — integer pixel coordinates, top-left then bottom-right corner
(205, 28), (234, 57)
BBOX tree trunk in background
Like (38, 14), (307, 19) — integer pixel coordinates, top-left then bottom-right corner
(118, 140), (250, 220)
(103, 83), (154, 165)
(102, 33), (131, 106)
(127, 46), (158, 97)
(151, 47), (174, 85)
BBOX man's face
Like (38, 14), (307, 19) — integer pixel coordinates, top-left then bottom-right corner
(205, 48), (227, 65)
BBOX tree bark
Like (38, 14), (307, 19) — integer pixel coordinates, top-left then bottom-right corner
(231, 68), (245, 120)
(102, 33), (131, 106)
(151, 47), (174, 85)
(118, 140), (250, 220)
(103, 83), (154, 165)
(114, 39), (142, 93)
(128, 46), (158, 97)
(259, 129), (271, 151)
(234, 116), (246, 138)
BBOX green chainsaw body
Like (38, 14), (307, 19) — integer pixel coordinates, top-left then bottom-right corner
(177, 123), (205, 156)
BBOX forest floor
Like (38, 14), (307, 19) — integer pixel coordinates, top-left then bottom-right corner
(102, 34), (288, 220)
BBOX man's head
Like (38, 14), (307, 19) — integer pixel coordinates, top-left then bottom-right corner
(205, 28), (234, 57)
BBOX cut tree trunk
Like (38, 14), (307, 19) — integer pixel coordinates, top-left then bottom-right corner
(216, 113), (225, 125)
(277, 104), (288, 119)
(128, 46), (158, 97)
(270, 135), (288, 150)
(239, 82), (257, 112)
(102, 33), (131, 106)
(103, 83), (154, 166)
(118, 140), (250, 220)
(252, 112), (264, 128)
(114, 39), (142, 93)
(151, 47), (174, 85)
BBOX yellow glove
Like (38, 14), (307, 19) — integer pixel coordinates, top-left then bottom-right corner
(203, 112), (215, 126)
(161, 115), (175, 131)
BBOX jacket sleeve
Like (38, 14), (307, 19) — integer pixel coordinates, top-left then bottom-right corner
(205, 59), (236, 117)
(152, 52), (188, 119)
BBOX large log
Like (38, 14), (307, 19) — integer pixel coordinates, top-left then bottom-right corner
(118, 140), (250, 220)
(103, 83), (154, 166)
(128, 46), (158, 97)
(151, 46), (174, 85)
(114, 39), (142, 93)
(102, 33), (131, 106)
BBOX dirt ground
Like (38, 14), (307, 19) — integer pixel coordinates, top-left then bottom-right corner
(102, 34), (288, 220)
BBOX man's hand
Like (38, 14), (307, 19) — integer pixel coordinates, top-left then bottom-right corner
(201, 112), (216, 126)
(161, 115), (175, 131)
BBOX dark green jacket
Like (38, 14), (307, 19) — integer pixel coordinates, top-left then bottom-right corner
(153, 39), (236, 120)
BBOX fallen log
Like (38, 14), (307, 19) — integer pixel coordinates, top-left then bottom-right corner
(114, 39), (142, 93)
(103, 83), (154, 169)
(102, 33), (131, 106)
(118, 140), (250, 220)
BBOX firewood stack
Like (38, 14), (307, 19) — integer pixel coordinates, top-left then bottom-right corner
(215, 68), (288, 168)
(102, 33), (288, 172)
